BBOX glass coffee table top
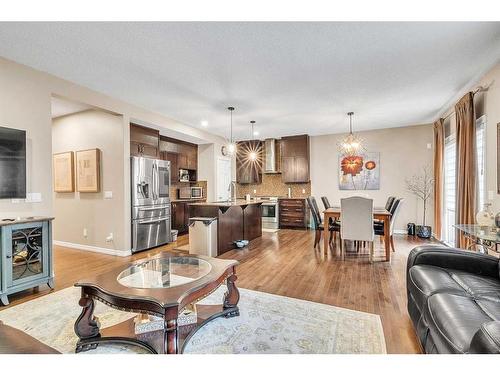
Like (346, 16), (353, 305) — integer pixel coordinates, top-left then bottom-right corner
(453, 224), (500, 242)
(117, 256), (212, 289)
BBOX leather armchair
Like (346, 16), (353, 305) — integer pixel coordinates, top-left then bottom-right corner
(407, 245), (500, 354)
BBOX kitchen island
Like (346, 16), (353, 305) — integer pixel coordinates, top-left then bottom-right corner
(188, 200), (263, 255)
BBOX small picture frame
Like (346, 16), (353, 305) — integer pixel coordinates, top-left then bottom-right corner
(76, 148), (101, 193)
(53, 151), (74, 192)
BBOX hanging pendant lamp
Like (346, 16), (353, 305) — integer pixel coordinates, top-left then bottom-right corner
(226, 106), (236, 156)
(248, 120), (257, 161)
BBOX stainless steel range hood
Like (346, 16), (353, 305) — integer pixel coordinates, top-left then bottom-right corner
(264, 138), (279, 173)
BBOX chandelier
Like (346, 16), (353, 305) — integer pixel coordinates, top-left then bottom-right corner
(338, 112), (365, 156)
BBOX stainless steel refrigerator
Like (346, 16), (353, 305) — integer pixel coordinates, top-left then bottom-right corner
(131, 156), (171, 253)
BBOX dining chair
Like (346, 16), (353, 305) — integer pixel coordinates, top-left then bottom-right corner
(385, 196), (396, 211)
(375, 198), (404, 252)
(321, 196), (331, 210)
(340, 196), (375, 262)
(306, 196), (340, 249)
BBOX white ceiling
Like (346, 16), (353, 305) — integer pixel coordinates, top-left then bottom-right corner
(1, 22), (500, 140)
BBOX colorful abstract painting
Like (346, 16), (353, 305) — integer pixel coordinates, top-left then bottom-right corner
(339, 152), (380, 190)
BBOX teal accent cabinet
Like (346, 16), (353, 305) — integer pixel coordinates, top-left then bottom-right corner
(0, 217), (54, 305)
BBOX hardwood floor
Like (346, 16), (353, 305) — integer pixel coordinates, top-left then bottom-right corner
(0, 229), (431, 354)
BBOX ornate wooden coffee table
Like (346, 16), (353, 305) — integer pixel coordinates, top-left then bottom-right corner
(73, 253), (239, 354)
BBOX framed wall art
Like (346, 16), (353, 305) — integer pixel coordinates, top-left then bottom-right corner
(76, 148), (101, 193)
(339, 152), (380, 190)
(53, 151), (74, 192)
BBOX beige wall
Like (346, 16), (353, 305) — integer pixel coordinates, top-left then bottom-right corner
(0, 58), (53, 218)
(310, 124), (434, 232)
(0, 57), (228, 253)
(52, 110), (125, 250)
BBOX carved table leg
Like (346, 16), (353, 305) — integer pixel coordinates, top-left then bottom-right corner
(164, 318), (178, 354)
(0, 294), (9, 306)
(223, 271), (240, 318)
(74, 294), (101, 353)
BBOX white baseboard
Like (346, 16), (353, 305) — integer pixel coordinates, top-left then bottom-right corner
(53, 240), (132, 257)
(393, 230), (407, 235)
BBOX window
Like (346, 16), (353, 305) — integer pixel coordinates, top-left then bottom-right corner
(476, 115), (487, 210)
(443, 132), (456, 246)
(441, 115), (486, 247)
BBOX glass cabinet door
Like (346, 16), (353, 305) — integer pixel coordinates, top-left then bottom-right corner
(7, 222), (49, 287)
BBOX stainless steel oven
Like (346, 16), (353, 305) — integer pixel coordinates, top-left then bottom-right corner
(261, 198), (279, 229)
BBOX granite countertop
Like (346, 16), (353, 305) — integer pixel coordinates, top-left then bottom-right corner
(0, 216), (55, 226)
(171, 198), (206, 203)
(188, 199), (269, 207)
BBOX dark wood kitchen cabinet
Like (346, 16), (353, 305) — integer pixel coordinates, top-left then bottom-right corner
(171, 201), (190, 234)
(236, 140), (263, 184)
(279, 198), (309, 229)
(160, 136), (198, 184)
(130, 123), (159, 158)
(280, 135), (310, 183)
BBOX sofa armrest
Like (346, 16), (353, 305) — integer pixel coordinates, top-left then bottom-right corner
(407, 245), (499, 279)
(469, 321), (500, 354)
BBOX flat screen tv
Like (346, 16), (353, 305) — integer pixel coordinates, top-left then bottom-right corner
(0, 126), (26, 199)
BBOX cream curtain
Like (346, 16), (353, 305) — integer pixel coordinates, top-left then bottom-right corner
(433, 118), (444, 241)
(455, 92), (476, 248)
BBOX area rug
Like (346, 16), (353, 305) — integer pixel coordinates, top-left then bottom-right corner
(0, 286), (386, 354)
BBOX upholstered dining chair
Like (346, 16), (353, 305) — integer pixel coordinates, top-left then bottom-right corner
(385, 196), (396, 211)
(375, 198), (404, 252)
(340, 196), (375, 262)
(306, 196), (340, 249)
(375, 196), (396, 227)
(321, 196), (331, 210)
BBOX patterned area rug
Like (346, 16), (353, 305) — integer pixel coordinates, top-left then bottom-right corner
(0, 286), (386, 354)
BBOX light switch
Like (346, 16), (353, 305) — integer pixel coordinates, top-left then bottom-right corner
(27, 193), (42, 203)
(427, 143), (432, 149)
(104, 191), (113, 199)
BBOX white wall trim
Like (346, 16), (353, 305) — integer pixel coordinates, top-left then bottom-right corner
(53, 240), (132, 257)
(393, 229), (407, 235)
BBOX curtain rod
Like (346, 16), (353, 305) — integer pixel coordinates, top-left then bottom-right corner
(441, 86), (486, 122)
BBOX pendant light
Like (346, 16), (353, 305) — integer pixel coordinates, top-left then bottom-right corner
(248, 120), (257, 161)
(226, 106), (236, 156)
(338, 112), (365, 156)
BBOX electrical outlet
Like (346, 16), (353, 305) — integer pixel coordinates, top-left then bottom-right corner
(253, 189), (257, 194)
(106, 233), (114, 242)
(83, 228), (88, 238)
(104, 191), (113, 199)
(302, 189), (306, 194)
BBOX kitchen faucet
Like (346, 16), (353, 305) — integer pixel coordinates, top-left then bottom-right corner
(228, 181), (237, 202)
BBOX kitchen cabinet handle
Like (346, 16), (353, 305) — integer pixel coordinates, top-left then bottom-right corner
(6, 255), (12, 259)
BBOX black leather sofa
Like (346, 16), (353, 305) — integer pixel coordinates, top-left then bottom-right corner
(407, 245), (500, 353)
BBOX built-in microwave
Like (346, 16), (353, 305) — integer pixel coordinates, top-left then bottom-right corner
(178, 186), (204, 199)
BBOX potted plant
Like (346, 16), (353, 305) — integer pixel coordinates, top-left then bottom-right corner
(405, 166), (434, 239)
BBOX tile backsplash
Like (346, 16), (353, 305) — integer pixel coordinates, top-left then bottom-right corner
(237, 173), (311, 198)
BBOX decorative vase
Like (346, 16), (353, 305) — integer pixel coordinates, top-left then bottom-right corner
(416, 225), (432, 239)
(476, 203), (494, 226)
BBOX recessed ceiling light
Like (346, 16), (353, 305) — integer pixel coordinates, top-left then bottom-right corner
(201, 120), (208, 127)
(253, 131), (259, 136)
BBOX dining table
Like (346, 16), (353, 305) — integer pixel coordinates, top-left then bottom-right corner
(323, 206), (392, 261)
